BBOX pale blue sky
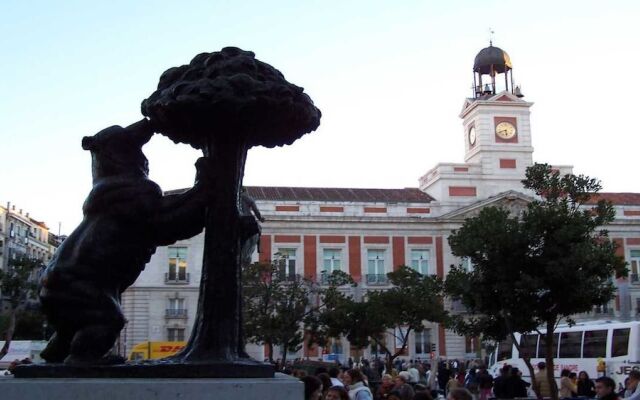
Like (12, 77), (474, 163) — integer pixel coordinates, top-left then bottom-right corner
(2, 0), (639, 233)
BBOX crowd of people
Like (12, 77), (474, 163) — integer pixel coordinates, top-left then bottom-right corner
(283, 357), (489, 400)
(283, 357), (640, 400)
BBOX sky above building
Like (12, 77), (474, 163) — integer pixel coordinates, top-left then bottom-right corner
(2, 0), (639, 233)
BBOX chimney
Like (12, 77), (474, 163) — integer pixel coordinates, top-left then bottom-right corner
(26, 212), (30, 218)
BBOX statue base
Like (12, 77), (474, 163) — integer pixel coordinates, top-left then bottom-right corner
(0, 373), (299, 400)
(12, 359), (274, 378)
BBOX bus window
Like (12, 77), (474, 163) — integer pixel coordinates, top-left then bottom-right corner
(519, 334), (538, 359)
(498, 337), (513, 361)
(538, 333), (559, 358)
(559, 331), (582, 358)
(612, 328), (630, 357)
(583, 330), (607, 358)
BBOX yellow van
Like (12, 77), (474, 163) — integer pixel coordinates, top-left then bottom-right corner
(128, 341), (186, 360)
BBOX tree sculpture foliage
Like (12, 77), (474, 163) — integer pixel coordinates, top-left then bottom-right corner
(142, 47), (321, 361)
(313, 266), (447, 370)
(242, 260), (353, 366)
(445, 163), (627, 400)
(0, 256), (42, 360)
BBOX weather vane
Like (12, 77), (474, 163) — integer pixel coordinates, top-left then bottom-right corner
(488, 28), (495, 46)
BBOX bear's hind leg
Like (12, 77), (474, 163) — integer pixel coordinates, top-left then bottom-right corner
(40, 331), (73, 363)
(64, 323), (124, 366)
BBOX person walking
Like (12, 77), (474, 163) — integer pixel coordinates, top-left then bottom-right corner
(624, 370), (640, 399)
(344, 369), (374, 400)
(577, 371), (595, 398)
(476, 367), (494, 400)
(505, 368), (529, 398)
(534, 362), (553, 399)
(377, 374), (395, 400)
(326, 386), (351, 400)
(394, 371), (416, 400)
(559, 369), (577, 399)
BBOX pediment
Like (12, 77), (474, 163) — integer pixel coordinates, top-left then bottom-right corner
(441, 190), (535, 220)
(488, 91), (524, 103)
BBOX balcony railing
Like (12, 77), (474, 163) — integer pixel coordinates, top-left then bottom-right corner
(165, 272), (190, 284)
(165, 309), (188, 318)
(631, 273), (639, 284)
(366, 274), (389, 286)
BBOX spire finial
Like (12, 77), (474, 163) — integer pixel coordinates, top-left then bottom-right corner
(488, 28), (495, 46)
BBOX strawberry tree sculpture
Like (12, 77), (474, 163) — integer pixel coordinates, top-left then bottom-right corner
(142, 47), (321, 369)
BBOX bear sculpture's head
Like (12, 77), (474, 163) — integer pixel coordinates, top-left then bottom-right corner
(81, 121), (154, 181)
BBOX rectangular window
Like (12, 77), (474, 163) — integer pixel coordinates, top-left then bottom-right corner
(538, 333), (560, 358)
(322, 249), (342, 273)
(519, 334), (538, 359)
(462, 257), (474, 272)
(395, 326), (408, 349)
(465, 336), (480, 355)
(168, 247), (188, 281)
(559, 331), (583, 358)
(498, 337), (513, 361)
(410, 249), (430, 275)
(367, 249), (386, 284)
(612, 328), (630, 357)
(169, 298), (185, 310)
(167, 328), (185, 342)
(415, 329), (432, 355)
(631, 250), (640, 284)
(583, 330), (607, 358)
(277, 248), (296, 279)
(167, 298), (186, 317)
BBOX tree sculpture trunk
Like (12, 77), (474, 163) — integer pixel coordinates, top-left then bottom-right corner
(181, 135), (248, 361)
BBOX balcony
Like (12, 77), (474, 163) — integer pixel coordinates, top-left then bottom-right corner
(631, 273), (639, 284)
(165, 309), (188, 319)
(366, 274), (389, 286)
(165, 272), (190, 284)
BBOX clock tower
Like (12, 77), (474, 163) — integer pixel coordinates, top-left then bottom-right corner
(460, 44), (534, 180)
(420, 43), (543, 204)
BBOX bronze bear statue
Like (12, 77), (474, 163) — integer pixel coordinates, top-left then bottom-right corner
(39, 119), (211, 365)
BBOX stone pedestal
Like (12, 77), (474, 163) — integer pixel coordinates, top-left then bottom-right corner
(0, 373), (301, 400)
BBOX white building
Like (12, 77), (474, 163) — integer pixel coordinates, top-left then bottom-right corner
(121, 44), (640, 361)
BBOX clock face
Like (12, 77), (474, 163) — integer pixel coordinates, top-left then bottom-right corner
(495, 121), (517, 139)
(468, 126), (476, 145)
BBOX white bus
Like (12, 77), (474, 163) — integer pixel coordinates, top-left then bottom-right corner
(488, 320), (640, 384)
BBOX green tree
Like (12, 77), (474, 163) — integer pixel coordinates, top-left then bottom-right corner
(445, 163), (627, 400)
(0, 256), (43, 360)
(242, 259), (352, 366)
(313, 266), (447, 370)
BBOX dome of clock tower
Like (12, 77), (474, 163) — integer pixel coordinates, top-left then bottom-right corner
(473, 44), (512, 74)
